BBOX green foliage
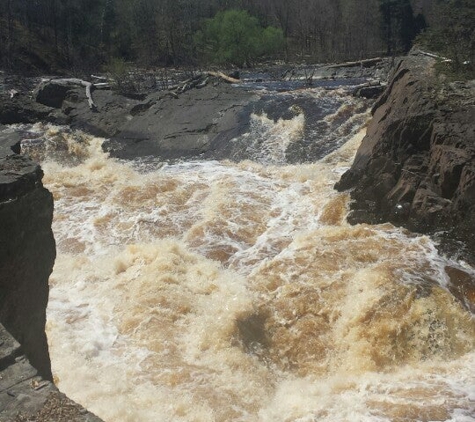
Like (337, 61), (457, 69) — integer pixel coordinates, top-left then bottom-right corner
(194, 9), (284, 67)
(104, 57), (136, 94)
(260, 26), (285, 56)
(416, 0), (474, 76)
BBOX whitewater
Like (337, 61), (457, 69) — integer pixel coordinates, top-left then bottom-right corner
(17, 82), (475, 421)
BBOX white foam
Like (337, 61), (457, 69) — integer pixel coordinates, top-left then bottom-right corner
(33, 116), (475, 421)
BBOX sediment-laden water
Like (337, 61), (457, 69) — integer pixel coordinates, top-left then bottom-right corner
(17, 83), (475, 421)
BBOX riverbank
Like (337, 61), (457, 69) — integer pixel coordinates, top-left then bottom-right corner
(1, 60), (391, 161)
(0, 136), (102, 421)
(1, 54), (474, 420)
(336, 50), (475, 267)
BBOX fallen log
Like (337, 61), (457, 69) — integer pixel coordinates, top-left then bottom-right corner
(52, 78), (96, 110)
(35, 78), (98, 110)
(327, 57), (382, 69)
(416, 50), (450, 62)
(93, 82), (112, 89)
(91, 74), (110, 81)
(207, 71), (240, 84)
(166, 71), (238, 98)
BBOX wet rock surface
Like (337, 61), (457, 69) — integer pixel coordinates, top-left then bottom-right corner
(0, 141), (54, 381)
(336, 51), (475, 263)
(3, 77), (257, 161)
(104, 82), (256, 160)
(0, 133), (104, 421)
(0, 324), (102, 422)
(0, 93), (51, 125)
(0, 61), (393, 163)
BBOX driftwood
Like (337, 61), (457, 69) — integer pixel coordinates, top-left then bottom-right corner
(327, 57), (382, 69)
(38, 77), (112, 110)
(416, 50), (451, 62)
(41, 78), (97, 110)
(38, 70), (240, 108)
(91, 75), (110, 81)
(165, 71), (240, 99)
(207, 71), (240, 84)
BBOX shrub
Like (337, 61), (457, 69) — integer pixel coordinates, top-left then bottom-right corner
(416, 0), (474, 77)
(104, 57), (136, 94)
(194, 9), (284, 67)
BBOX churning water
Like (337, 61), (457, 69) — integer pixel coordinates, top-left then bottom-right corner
(18, 83), (475, 421)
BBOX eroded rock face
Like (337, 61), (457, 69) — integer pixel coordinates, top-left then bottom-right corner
(0, 135), (104, 421)
(336, 52), (475, 262)
(0, 141), (55, 381)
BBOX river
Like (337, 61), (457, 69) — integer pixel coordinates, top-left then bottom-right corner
(17, 79), (475, 421)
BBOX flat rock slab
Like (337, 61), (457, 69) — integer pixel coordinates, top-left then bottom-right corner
(26, 78), (256, 161)
(103, 82), (256, 160)
(0, 324), (103, 422)
(0, 93), (51, 125)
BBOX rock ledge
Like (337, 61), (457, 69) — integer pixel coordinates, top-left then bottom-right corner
(336, 52), (475, 262)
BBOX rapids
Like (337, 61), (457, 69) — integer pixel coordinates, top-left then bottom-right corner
(17, 83), (475, 421)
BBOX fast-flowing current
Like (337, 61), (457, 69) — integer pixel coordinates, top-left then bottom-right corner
(14, 81), (475, 421)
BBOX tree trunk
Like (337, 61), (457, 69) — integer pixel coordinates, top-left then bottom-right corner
(6, 0), (13, 68)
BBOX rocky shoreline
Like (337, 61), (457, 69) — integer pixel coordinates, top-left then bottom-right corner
(0, 137), (103, 421)
(336, 51), (475, 265)
(0, 54), (474, 419)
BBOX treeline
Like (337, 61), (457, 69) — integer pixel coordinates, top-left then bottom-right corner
(0, 0), (471, 72)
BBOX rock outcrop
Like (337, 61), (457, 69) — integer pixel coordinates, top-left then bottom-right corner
(0, 139), (55, 381)
(0, 133), (103, 421)
(0, 324), (102, 421)
(13, 78), (255, 161)
(103, 82), (255, 160)
(336, 51), (475, 262)
(0, 93), (52, 125)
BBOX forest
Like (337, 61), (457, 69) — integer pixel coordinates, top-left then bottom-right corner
(0, 0), (473, 73)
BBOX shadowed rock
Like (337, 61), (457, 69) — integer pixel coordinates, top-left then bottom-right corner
(336, 51), (475, 263)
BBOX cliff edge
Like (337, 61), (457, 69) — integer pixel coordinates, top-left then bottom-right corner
(336, 51), (475, 263)
(0, 134), (54, 382)
(0, 133), (103, 420)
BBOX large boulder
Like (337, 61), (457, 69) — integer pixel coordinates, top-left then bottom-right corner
(33, 80), (71, 108)
(0, 133), (105, 421)
(102, 81), (255, 160)
(336, 52), (475, 262)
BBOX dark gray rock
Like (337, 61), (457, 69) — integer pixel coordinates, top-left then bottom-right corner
(336, 52), (475, 263)
(103, 82), (256, 160)
(0, 151), (55, 381)
(0, 324), (103, 422)
(33, 81), (71, 108)
(0, 136), (105, 421)
(353, 84), (385, 99)
(0, 93), (52, 125)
